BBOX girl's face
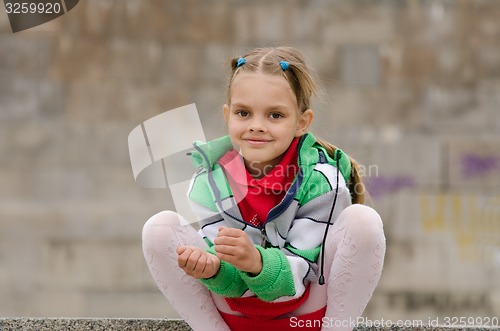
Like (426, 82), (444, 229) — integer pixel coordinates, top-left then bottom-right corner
(224, 72), (313, 178)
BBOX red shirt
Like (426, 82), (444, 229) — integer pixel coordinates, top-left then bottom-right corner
(217, 138), (326, 330)
(219, 137), (300, 227)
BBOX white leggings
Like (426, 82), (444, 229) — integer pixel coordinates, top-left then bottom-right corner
(142, 204), (386, 331)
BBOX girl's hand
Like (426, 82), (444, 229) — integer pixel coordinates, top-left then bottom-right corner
(177, 246), (220, 279)
(214, 226), (263, 275)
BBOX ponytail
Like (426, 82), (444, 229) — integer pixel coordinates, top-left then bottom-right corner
(315, 138), (365, 204)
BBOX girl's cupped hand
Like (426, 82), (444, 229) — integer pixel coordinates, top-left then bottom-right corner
(214, 226), (263, 275)
(177, 246), (221, 279)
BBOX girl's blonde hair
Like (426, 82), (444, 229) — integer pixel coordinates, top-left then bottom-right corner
(227, 46), (365, 204)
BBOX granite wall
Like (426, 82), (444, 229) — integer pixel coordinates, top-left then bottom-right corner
(0, 0), (499, 323)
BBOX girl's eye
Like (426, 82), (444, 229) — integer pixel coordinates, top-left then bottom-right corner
(235, 110), (249, 117)
(269, 112), (283, 119)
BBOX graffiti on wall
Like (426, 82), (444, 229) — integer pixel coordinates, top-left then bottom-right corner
(460, 153), (500, 179)
(367, 175), (416, 199)
(419, 194), (500, 268)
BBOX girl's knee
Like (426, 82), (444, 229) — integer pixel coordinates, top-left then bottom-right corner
(142, 210), (182, 241)
(144, 210), (182, 227)
(342, 204), (385, 242)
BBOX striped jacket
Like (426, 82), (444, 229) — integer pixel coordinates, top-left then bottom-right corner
(188, 133), (352, 302)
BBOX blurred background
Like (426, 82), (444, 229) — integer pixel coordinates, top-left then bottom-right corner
(1, 0), (499, 323)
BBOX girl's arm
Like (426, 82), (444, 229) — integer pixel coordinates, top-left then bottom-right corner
(187, 201), (250, 298)
(197, 245), (249, 298)
(239, 170), (353, 302)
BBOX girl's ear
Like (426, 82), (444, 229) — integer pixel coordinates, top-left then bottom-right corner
(295, 109), (314, 136)
(223, 104), (230, 122)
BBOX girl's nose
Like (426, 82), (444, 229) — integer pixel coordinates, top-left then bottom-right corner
(249, 124), (265, 133)
(248, 118), (266, 132)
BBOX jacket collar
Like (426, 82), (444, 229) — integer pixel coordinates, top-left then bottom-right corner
(189, 132), (350, 184)
(191, 133), (314, 170)
(190, 135), (234, 170)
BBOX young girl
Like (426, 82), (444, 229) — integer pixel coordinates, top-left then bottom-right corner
(142, 46), (386, 331)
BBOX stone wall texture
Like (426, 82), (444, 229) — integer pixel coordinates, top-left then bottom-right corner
(1, 0), (499, 324)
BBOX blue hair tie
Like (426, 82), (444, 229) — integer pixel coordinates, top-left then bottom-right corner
(279, 61), (289, 71)
(236, 57), (246, 68)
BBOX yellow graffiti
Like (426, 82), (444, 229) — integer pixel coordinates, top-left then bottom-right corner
(419, 195), (500, 265)
(421, 194), (446, 232)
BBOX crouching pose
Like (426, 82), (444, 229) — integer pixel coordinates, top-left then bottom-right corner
(142, 46), (386, 331)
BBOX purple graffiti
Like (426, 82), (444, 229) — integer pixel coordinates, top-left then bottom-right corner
(460, 154), (500, 179)
(366, 175), (416, 199)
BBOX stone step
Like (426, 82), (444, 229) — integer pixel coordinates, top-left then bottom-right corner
(0, 318), (498, 331)
(0, 319), (190, 331)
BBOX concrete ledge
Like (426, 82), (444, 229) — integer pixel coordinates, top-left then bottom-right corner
(0, 318), (191, 331)
(0, 319), (497, 331)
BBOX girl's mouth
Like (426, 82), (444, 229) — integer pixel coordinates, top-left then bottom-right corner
(245, 139), (271, 146)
